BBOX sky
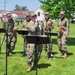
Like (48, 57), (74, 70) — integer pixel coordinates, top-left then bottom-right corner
(0, 0), (41, 11)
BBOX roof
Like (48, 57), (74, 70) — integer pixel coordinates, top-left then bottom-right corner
(17, 13), (25, 17)
(9, 10), (26, 18)
(0, 10), (5, 13)
(30, 11), (34, 13)
(9, 10), (26, 14)
(35, 7), (43, 11)
(0, 10), (35, 18)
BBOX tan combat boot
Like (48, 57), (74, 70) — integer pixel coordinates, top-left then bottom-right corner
(26, 64), (32, 72)
(51, 53), (54, 57)
(63, 53), (67, 58)
(59, 52), (63, 56)
(9, 52), (12, 55)
(59, 49), (63, 56)
(45, 52), (48, 55)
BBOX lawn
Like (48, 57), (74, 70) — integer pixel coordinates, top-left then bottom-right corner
(0, 22), (75, 75)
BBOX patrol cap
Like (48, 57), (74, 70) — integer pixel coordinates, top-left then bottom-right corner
(6, 12), (12, 17)
(45, 12), (49, 15)
(30, 12), (37, 17)
(6, 12), (10, 14)
(60, 11), (65, 15)
(3, 13), (6, 15)
(26, 12), (30, 17)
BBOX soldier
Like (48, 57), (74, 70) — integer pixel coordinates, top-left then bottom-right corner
(57, 11), (69, 58)
(42, 12), (54, 58)
(5, 12), (18, 55)
(26, 12), (42, 72)
(22, 12), (31, 55)
(22, 12), (31, 30)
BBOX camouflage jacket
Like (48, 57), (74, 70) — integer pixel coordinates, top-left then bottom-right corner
(22, 19), (30, 30)
(27, 20), (41, 35)
(57, 17), (69, 36)
(5, 18), (18, 36)
(42, 18), (54, 32)
(5, 18), (14, 32)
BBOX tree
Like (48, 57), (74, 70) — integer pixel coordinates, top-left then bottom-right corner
(14, 4), (28, 11)
(39, 0), (75, 19)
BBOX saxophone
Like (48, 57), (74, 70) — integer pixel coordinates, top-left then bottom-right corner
(57, 25), (62, 33)
(45, 22), (52, 31)
(57, 18), (67, 33)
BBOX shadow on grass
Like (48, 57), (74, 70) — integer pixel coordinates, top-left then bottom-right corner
(52, 38), (57, 44)
(52, 37), (75, 46)
(52, 52), (58, 55)
(37, 63), (51, 68)
(0, 52), (4, 54)
(67, 37), (75, 46)
(68, 52), (73, 56)
(12, 51), (23, 54)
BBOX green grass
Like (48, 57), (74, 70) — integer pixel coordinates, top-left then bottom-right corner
(0, 22), (75, 75)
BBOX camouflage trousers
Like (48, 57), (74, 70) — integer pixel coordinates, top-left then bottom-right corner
(57, 32), (67, 53)
(27, 44), (42, 65)
(7, 32), (17, 53)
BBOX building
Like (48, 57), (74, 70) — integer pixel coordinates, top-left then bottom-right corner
(0, 7), (45, 22)
(35, 7), (44, 21)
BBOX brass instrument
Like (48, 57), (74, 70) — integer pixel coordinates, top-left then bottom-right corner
(45, 25), (49, 31)
(57, 19), (67, 33)
(57, 26), (62, 33)
(45, 22), (51, 31)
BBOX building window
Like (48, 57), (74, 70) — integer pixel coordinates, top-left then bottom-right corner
(38, 12), (40, 16)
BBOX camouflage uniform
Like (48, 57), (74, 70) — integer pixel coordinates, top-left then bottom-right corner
(27, 21), (42, 63)
(4, 13), (18, 55)
(57, 11), (69, 57)
(22, 13), (31, 30)
(42, 12), (54, 57)
(22, 19), (30, 29)
(26, 13), (42, 72)
(22, 13), (31, 53)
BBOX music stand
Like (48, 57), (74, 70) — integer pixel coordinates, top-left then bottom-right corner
(17, 30), (28, 35)
(0, 28), (6, 33)
(44, 32), (58, 36)
(0, 28), (5, 52)
(17, 30), (28, 56)
(26, 35), (50, 75)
